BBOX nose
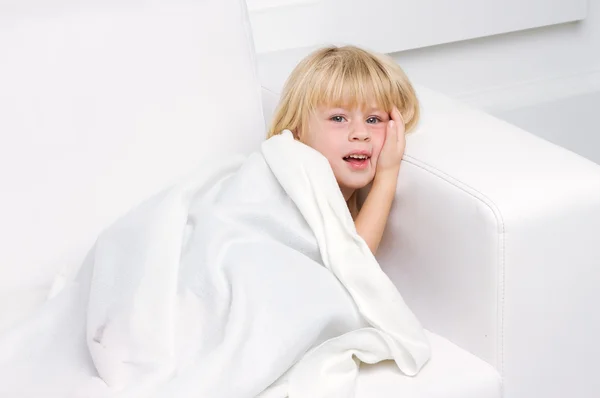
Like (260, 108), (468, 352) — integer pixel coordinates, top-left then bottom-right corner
(349, 121), (371, 142)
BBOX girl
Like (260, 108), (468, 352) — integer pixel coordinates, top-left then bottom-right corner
(267, 45), (420, 254)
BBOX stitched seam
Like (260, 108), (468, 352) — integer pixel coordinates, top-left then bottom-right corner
(403, 154), (506, 380)
(238, 0), (266, 129)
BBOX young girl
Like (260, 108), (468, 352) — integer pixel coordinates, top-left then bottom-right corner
(267, 45), (420, 254)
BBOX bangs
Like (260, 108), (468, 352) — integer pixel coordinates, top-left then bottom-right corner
(306, 54), (393, 113)
(266, 45), (420, 139)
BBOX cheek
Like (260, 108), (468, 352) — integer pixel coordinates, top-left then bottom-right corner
(305, 129), (340, 159)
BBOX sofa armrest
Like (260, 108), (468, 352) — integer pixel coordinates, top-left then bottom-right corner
(261, 84), (600, 396)
(376, 86), (600, 398)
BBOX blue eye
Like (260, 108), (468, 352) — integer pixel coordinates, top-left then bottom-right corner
(367, 117), (381, 124)
(331, 115), (346, 123)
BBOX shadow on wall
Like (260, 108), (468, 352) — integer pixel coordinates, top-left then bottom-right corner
(493, 91), (600, 166)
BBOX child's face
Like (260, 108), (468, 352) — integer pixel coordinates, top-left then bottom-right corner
(300, 102), (388, 199)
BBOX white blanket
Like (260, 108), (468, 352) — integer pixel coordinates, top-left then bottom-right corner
(0, 130), (430, 397)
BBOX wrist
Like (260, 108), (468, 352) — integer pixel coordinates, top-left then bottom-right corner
(372, 172), (398, 196)
(374, 167), (400, 187)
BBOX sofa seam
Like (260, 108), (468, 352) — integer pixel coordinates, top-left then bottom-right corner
(238, 0), (267, 132)
(403, 154), (506, 381)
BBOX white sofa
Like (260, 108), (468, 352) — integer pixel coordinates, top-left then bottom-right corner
(1, 0), (599, 397)
(261, 78), (600, 397)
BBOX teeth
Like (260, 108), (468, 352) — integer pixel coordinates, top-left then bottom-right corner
(348, 154), (367, 159)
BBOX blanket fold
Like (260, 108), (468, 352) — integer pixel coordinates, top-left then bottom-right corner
(0, 130), (430, 398)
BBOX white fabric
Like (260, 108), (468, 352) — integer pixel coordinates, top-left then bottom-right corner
(0, 0), (265, 327)
(0, 131), (430, 397)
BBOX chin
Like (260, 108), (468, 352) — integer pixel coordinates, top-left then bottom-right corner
(343, 178), (373, 191)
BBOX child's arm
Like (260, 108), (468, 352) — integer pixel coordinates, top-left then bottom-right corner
(354, 108), (406, 254)
(354, 175), (397, 254)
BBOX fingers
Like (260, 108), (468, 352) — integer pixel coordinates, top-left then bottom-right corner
(390, 107), (406, 141)
(391, 107), (405, 127)
(386, 119), (396, 143)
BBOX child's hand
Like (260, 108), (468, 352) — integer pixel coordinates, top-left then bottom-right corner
(375, 107), (406, 183)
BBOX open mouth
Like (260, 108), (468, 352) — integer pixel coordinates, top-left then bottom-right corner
(343, 154), (370, 168)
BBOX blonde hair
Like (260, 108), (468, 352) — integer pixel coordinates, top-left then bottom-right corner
(266, 45), (420, 139)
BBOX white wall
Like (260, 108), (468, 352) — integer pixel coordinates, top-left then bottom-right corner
(257, 0), (599, 109)
(247, 0), (587, 55)
(256, 0), (598, 101)
(390, 0), (600, 165)
(392, 0), (600, 112)
(256, 0), (600, 164)
(494, 92), (600, 164)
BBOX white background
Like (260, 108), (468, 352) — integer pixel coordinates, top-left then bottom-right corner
(251, 0), (600, 165)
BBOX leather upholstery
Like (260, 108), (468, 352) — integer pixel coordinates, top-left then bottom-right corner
(0, 0), (265, 313)
(261, 83), (600, 398)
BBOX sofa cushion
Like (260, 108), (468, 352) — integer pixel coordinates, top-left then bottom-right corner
(356, 332), (502, 398)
